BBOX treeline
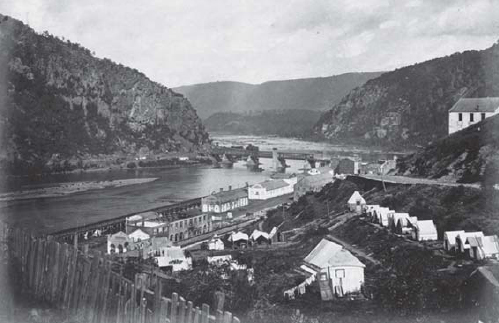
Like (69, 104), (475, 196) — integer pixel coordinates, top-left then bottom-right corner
(204, 109), (322, 138)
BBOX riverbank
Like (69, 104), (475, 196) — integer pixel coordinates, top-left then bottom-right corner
(0, 177), (159, 202)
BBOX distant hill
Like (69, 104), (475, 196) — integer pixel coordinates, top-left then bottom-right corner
(204, 109), (323, 137)
(0, 14), (209, 175)
(174, 72), (383, 119)
(315, 41), (499, 149)
(395, 114), (499, 185)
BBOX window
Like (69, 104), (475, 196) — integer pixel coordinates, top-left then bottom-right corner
(180, 222), (183, 228)
(335, 269), (345, 278)
(319, 273), (328, 281)
(458, 113), (462, 121)
(203, 215), (206, 221)
(175, 222), (178, 228)
(470, 113), (474, 122)
(482, 113), (486, 121)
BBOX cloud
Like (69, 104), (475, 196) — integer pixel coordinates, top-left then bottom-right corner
(0, 0), (497, 86)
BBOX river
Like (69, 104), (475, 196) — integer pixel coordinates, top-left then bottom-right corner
(0, 134), (407, 234)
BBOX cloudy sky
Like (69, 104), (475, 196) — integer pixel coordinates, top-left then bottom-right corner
(1, 0), (498, 87)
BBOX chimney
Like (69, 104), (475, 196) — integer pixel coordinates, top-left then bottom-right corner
(245, 182), (249, 187)
(220, 188), (223, 192)
(228, 185), (232, 191)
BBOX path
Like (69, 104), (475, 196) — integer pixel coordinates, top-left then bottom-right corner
(359, 174), (480, 189)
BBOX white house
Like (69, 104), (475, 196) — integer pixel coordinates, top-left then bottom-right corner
(128, 228), (151, 243)
(347, 191), (366, 214)
(374, 207), (392, 227)
(155, 246), (192, 272)
(228, 231), (249, 248)
(207, 235), (225, 250)
(303, 239), (365, 301)
(448, 97), (499, 134)
(248, 180), (293, 200)
(411, 220), (438, 241)
(444, 230), (466, 253)
(107, 231), (131, 254)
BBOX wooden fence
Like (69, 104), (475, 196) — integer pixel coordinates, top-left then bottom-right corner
(4, 225), (240, 323)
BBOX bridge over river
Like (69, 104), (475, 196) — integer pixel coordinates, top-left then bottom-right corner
(211, 147), (331, 169)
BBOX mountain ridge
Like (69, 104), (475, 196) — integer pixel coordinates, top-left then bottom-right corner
(174, 72), (384, 119)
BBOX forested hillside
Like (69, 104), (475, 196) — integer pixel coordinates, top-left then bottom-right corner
(0, 14), (209, 174)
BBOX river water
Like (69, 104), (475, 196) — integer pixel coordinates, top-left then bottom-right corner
(0, 135), (406, 234)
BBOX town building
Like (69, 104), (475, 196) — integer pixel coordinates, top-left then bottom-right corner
(444, 230), (466, 253)
(347, 191), (366, 214)
(411, 220), (438, 241)
(155, 246), (192, 272)
(201, 187), (248, 213)
(107, 231), (131, 254)
(293, 171), (334, 201)
(248, 180), (293, 200)
(448, 97), (499, 134)
(128, 228), (151, 242)
(302, 239), (365, 301)
(270, 172), (299, 186)
(335, 158), (359, 175)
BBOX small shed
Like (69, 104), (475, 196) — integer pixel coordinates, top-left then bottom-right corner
(228, 232), (249, 249)
(411, 220), (438, 241)
(208, 235), (225, 250)
(347, 191), (366, 214)
(250, 230), (271, 245)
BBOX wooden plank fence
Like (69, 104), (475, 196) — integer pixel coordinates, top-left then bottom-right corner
(3, 224), (240, 323)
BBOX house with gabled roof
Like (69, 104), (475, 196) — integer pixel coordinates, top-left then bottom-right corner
(448, 97), (499, 134)
(302, 239), (365, 301)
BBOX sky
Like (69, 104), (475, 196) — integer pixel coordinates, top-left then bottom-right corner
(1, 0), (498, 87)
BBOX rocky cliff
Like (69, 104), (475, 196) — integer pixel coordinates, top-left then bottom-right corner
(315, 41), (499, 149)
(0, 14), (209, 174)
(174, 72), (383, 119)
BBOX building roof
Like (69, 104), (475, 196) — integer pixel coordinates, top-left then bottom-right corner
(205, 188), (248, 204)
(416, 220), (437, 235)
(449, 98), (499, 113)
(473, 267), (499, 288)
(250, 229), (270, 241)
(229, 232), (249, 242)
(348, 191), (366, 204)
(129, 228), (150, 238)
(252, 180), (290, 191)
(304, 239), (365, 269)
(164, 246), (186, 259)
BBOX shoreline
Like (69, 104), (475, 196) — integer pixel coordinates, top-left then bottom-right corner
(0, 177), (159, 202)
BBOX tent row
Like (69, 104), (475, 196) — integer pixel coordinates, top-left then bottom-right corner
(444, 231), (499, 260)
(206, 227), (285, 250)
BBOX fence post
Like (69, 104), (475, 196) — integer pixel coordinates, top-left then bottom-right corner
(186, 301), (193, 323)
(171, 292), (179, 323)
(178, 297), (186, 323)
(201, 304), (210, 323)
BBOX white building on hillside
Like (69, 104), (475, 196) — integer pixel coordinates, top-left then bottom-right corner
(347, 191), (366, 214)
(302, 239), (365, 301)
(448, 98), (499, 134)
(412, 220), (438, 241)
